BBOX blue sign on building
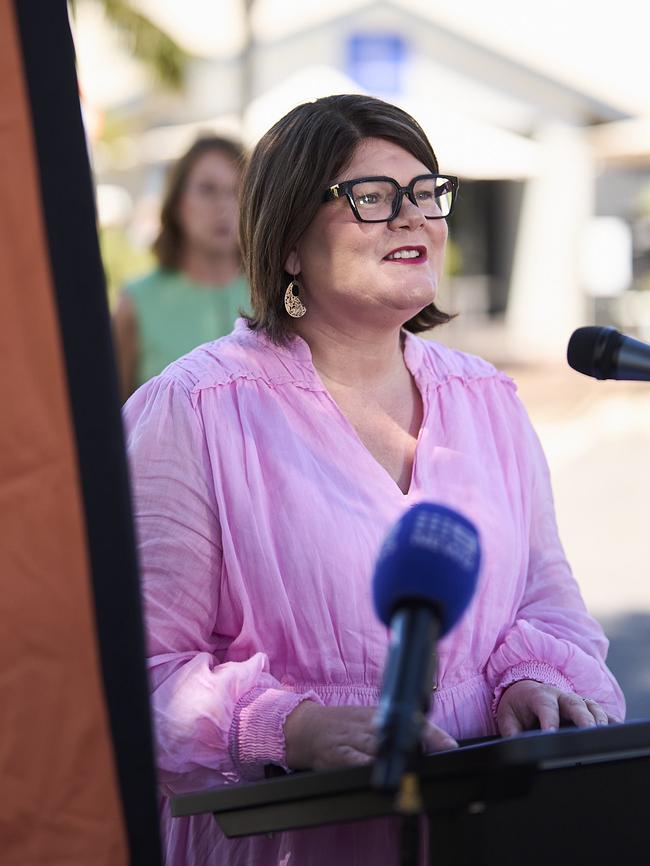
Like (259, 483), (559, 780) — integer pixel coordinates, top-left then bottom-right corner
(346, 33), (407, 96)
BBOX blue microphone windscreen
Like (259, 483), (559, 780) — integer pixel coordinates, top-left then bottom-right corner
(373, 502), (481, 637)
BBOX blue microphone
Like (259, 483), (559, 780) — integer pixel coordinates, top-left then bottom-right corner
(372, 502), (481, 791)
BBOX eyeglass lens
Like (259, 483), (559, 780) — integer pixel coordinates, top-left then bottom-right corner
(351, 177), (453, 220)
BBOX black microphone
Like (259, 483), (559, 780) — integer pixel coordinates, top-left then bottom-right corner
(371, 503), (481, 792)
(567, 326), (650, 381)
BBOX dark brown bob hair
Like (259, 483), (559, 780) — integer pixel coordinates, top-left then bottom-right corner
(240, 94), (454, 344)
(152, 135), (245, 270)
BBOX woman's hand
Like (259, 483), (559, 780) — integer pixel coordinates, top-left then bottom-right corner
(284, 702), (458, 771)
(496, 679), (621, 737)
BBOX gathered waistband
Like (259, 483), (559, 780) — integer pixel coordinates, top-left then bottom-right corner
(281, 672), (488, 702)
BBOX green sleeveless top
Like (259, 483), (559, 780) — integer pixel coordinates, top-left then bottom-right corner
(125, 268), (250, 387)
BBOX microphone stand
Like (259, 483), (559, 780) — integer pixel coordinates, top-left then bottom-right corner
(371, 604), (440, 866)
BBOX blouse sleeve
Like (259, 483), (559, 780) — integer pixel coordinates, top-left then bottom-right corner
(486, 386), (625, 721)
(123, 375), (320, 793)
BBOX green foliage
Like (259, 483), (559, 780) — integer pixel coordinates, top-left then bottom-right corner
(444, 236), (462, 277)
(639, 182), (650, 217)
(104, 0), (188, 89)
(70, 0), (190, 90)
(100, 225), (154, 308)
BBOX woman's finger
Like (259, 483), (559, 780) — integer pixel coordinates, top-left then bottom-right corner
(524, 689), (560, 731)
(334, 745), (375, 767)
(312, 744), (374, 770)
(349, 730), (378, 757)
(499, 719), (522, 738)
(422, 722), (458, 752)
(497, 706), (524, 738)
(559, 693), (596, 728)
(584, 699), (609, 726)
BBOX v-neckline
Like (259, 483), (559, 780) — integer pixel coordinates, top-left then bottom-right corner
(322, 381), (427, 498)
(254, 323), (429, 497)
(312, 333), (428, 499)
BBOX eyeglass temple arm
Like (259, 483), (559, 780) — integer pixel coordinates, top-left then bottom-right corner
(323, 185), (341, 201)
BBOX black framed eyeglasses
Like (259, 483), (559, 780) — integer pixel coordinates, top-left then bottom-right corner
(322, 173), (459, 223)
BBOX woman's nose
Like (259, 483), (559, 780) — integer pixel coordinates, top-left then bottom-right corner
(390, 194), (426, 230)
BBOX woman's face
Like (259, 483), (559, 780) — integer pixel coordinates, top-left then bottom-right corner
(286, 137), (448, 331)
(177, 150), (240, 258)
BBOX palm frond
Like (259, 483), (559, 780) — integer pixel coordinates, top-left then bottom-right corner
(71, 0), (190, 90)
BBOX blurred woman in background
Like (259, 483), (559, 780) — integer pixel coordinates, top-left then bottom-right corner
(112, 135), (248, 401)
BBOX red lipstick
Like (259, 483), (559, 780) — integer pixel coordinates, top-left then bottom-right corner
(383, 245), (428, 264)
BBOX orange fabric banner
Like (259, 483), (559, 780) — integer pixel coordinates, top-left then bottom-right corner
(0, 2), (128, 863)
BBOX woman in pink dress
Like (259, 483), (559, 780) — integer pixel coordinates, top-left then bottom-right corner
(123, 95), (624, 865)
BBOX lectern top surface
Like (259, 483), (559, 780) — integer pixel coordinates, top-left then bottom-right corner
(171, 719), (650, 818)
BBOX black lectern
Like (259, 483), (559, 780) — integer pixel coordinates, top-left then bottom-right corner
(172, 721), (650, 865)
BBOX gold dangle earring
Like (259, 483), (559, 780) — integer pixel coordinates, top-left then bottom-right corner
(284, 276), (307, 318)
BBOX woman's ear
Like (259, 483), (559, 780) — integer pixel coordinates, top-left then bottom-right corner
(284, 248), (300, 276)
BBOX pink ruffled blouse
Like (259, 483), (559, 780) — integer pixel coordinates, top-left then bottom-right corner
(123, 319), (624, 866)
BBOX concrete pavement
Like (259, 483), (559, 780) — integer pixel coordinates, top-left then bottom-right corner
(512, 363), (650, 719)
(432, 318), (650, 718)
